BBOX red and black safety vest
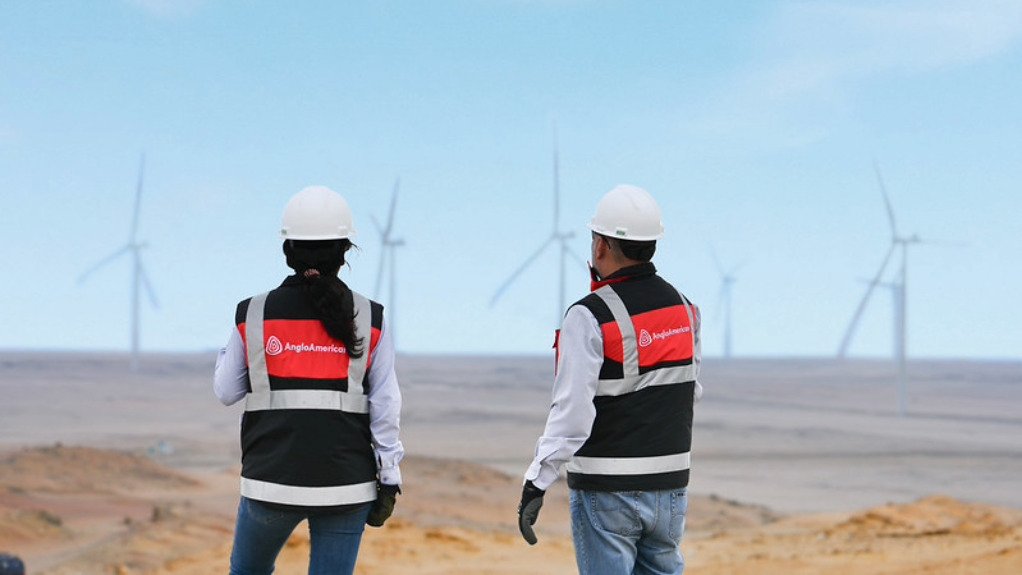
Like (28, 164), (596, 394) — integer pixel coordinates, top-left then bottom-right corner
(234, 275), (383, 507)
(567, 262), (699, 492)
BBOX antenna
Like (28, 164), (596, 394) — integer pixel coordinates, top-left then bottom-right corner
(371, 178), (405, 347)
(490, 124), (585, 326)
(78, 153), (159, 370)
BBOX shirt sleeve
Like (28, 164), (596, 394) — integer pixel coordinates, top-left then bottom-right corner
(692, 305), (703, 403)
(366, 318), (404, 486)
(214, 326), (249, 406)
(524, 304), (603, 491)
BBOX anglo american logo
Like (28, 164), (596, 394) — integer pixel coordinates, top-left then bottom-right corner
(283, 341), (347, 354)
(638, 326), (691, 347)
(264, 335), (346, 356)
(265, 336), (283, 356)
(638, 330), (653, 347)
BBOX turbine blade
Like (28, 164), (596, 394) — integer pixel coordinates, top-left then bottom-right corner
(369, 214), (385, 238)
(130, 153), (146, 243)
(385, 178), (399, 236)
(916, 238), (969, 248)
(565, 245), (588, 269)
(138, 259), (160, 308)
(708, 244), (725, 276)
(374, 249), (387, 300)
(77, 245), (131, 284)
(873, 161), (897, 238)
(838, 243), (896, 357)
(490, 237), (556, 307)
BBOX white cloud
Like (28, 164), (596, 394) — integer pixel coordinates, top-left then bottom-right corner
(690, 0), (1022, 148)
(772, 0), (1022, 85)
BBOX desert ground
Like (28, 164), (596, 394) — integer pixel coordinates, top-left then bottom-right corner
(1, 352), (1020, 574)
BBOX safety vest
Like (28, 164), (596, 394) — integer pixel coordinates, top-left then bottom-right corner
(566, 263), (699, 491)
(234, 276), (383, 507)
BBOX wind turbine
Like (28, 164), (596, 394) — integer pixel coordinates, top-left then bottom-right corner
(370, 178), (404, 346)
(490, 127), (586, 325)
(710, 249), (744, 359)
(837, 162), (925, 415)
(78, 154), (159, 371)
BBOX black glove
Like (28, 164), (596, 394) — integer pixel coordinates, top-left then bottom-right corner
(517, 480), (545, 545)
(366, 483), (400, 527)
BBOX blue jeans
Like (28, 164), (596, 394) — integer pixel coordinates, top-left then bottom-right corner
(229, 497), (372, 575)
(570, 488), (687, 575)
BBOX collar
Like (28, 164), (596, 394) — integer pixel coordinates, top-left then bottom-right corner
(281, 274), (306, 287)
(590, 262), (657, 291)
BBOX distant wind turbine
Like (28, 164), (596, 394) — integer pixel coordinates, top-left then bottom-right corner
(710, 248), (745, 359)
(78, 154), (159, 371)
(370, 178), (405, 346)
(490, 127), (586, 324)
(838, 162), (932, 415)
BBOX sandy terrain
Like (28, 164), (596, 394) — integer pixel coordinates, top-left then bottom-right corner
(1, 352), (1020, 573)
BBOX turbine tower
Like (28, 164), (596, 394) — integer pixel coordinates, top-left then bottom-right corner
(490, 127), (586, 325)
(78, 154), (159, 370)
(711, 249), (744, 359)
(838, 162), (925, 415)
(371, 178), (404, 346)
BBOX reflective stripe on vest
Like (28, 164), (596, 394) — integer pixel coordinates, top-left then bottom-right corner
(244, 291), (372, 414)
(566, 452), (691, 475)
(592, 285), (698, 397)
(240, 477), (377, 506)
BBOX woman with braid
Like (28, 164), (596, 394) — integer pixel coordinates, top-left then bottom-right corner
(214, 186), (404, 575)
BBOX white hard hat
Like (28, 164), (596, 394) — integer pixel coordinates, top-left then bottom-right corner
(280, 185), (356, 240)
(588, 184), (664, 241)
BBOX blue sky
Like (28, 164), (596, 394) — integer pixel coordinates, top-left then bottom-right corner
(1, 0), (1020, 358)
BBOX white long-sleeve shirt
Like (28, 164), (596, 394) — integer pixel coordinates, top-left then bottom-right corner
(214, 318), (404, 486)
(524, 303), (702, 491)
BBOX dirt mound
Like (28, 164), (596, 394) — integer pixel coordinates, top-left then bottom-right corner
(0, 444), (200, 494)
(397, 456), (780, 536)
(0, 508), (70, 543)
(402, 456), (513, 488)
(690, 493), (782, 534)
(395, 456), (540, 532)
(40, 506), (233, 575)
(826, 495), (1020, 539)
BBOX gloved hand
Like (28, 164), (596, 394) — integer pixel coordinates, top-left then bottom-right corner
(366, 483), (401, 527)
(517, 480), (545, 545)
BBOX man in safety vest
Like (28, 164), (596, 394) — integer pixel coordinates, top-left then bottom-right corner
(518, 185), (702, 575)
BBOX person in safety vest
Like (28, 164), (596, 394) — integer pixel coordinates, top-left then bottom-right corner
(518, 185), (702, 575)
(214, 186), (404, 575)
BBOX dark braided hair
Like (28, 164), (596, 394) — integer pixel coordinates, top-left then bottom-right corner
(282, 239), (364, 358)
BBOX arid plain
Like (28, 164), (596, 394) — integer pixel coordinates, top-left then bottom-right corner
(1, 352), (1020, 574)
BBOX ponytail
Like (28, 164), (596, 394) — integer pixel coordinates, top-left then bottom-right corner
(283, 239), (364, 358)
